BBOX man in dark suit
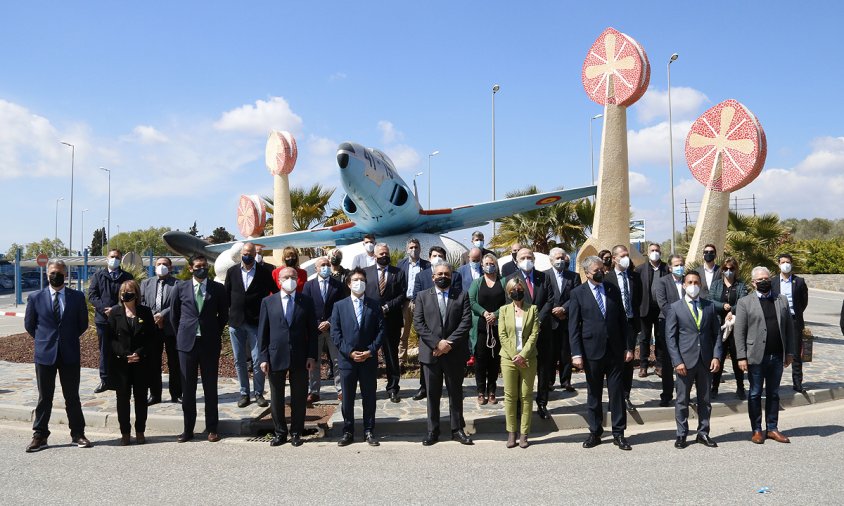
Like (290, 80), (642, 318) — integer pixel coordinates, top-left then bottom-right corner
(258, 267), (319, 447)
(569, 256), (635, 450)
(772, 253), (809, 392)
(634, 243), (669, 376)
(545, 249), (581, 391)
(695, 244), (721, 299)
(500, 242), (522, 278)
(140, 256), (180, 405)
(505, 247), (553, 419)
(413, 263), (473, 446)
(602, 245), (642, 411)
(24, 259), (91, 452)
(653, 254), (686, 407)
(170, 254), (229, 443)
(88, 248), (133, 393)
(397, 238), (430, 364)
(330, 268), (384, 447)
(456, 247), (483, 293)
(225, 241), (279, 409)
(303, 256), (347, 402)
(665, 270), (722, 449)
(364, 243), (407, 403)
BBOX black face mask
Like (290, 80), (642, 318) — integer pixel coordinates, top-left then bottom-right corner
(756, 280), (772, 294)
(376, 256), (391, 267)
(121, 292), (136, 302)
(602, 257), (612, 267)
(703, 251), (716, 263)
(192, 267), (208, 280)
(434, 277), (451, 289)
(592, 270), (604, 283)
(284, 258), (297, 267)
(241, 255), (255, 265)
(509, 290), (525, 302)
(330, 256), (342, 266)
(48, 272), (64, 288)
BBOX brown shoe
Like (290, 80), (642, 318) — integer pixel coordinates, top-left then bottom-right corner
(120, 434), (131, 446)
(766, 431), (790, 443)
(207, 432), (221, 443)
(26, 436), (48, 453)
(638, 368), (648, 378)
(506, 432), (517, 449)
(477, 394), (487, 406)
(488, 393), (498, 405)
(337, 392), (343, 402)
(751, 431), (765, 444)
(519, 435), (530, 448)
(136, 432), (146, 445)
(654, 367), (662, 378)
(72, 436), (93, 448)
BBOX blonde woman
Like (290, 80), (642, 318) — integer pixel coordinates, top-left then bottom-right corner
(498, 277), (539, 448)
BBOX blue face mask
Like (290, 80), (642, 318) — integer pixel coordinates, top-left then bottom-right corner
(673, 266), (685, 277)
(469, 261), (480, 270)
(242, 254), (254, 265)
(482, 264), (497, 275)
(318, 266), (330, 278)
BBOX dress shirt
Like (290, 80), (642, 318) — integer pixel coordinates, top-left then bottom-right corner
(48, 285), (66, 317)
(405, 259), (422, 298)
(704, 265), (716, 288)
(514, 314), (524, 352)
(240, 263), (256, 290)
(281, 291), (295, 314)
(780, 275), (794, 315)
(614, 268), (631, 316)
(674, 277), (684, 298)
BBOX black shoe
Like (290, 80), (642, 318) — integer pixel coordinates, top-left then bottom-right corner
(563, 383), (576, 393)
(337, 433), (354, 447)
(451, 429), (473, 445)
(177, 432), (194, 443)
(364, 432), (380, 446)
(390, 392), (401, 403)
(736, 389), (747, 400)
(659, 399), (671, 407)
(412, 389), (427, 401)
(290, 433), (303, 447)
(613, 435), (632, 450)
(171, 396), (183, 404)
(422, 432), (439, 446)
(270, 434), (288, 446)
(537, 405), (550, 420)
(237, 395), (251, 408)
(793, 384), (807, 394)
(94, 382), (107, 394)
(147, 396), (161, 406)
(72, 436), (92, 448)
(255, 393), (269, 408)
(625, 398), (636, 411)
(710, 389), (719, 400)
(583, 434), (602, 448)
(26, 436), (48, 453)
(696, 433), (718, 447)
(675, 436), (687, 449)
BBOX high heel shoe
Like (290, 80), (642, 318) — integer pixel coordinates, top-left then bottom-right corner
(506, 432), (517, 448)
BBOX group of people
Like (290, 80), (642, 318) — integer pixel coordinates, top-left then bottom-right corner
(22, 233), (809, 452)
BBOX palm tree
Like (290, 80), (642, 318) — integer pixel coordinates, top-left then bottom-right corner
(726, 212), (791, 281)
(263, 183), (344, 234)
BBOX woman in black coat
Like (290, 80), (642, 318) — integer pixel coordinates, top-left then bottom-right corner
(106, 279), (156, 445)
(706, 257), (748, 400)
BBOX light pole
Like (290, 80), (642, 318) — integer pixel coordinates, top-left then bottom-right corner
(101, 220), (106, 254)
(590, 113), (603, 184)
(492, 84), (500, 235)
(427, 151), (439, 209)
(412, 171), (423, 200)
(80, 208), (89, 252)
(60, 142), (75, 254)
(668, 53), (679, 254)
(100, 167), (111, 250)
(54, 197), (64, 257)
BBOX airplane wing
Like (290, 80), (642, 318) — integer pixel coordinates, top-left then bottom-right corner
(412, 185), (596, 234)
(204, 221), (366, 254)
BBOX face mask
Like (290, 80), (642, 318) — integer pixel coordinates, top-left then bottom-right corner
(473, 240), (484, 249)
(407, 248), (419, 259)
(756, 279), (772, 293)
(364, 243), (375, 253)
(685, 285), (700, 298)
(482, 264), (497, 275)
(592, 270), (604, 283)
(434, 277), (451, 289)
(284, 258), (297, 267)
(703, 251), (716, 263)
(469, 261), (480, 270)
(602, 257), (612, 267)
(281, 278), (297, 293)
(318, 266), (330, 278)
(649, 251), (661, 262)
(121, 292), (137, 302)
(242, 254), (255, 265)
(780, 262), (792, 274)
(617, 256), (630, 270)
(330, 256), (342, 266)
(431, 256), (445, 266)
(376, 256), (391, 267)
(518, 259), (534, 272)
(350, 280), (366, 295)
(672, 266), (685, 278)
(155, 265), (169, 277)
(553, 260), (565, 270)
(192, 267), (208, 280)
(723, 269), (734, 279)
(107, 257), (121, 269)
(48, 272), (65, 288)
(255, 254), (263, 264)
(509, 290), (525, 302)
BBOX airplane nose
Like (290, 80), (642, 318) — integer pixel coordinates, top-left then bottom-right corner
(337, 142), (356, 169)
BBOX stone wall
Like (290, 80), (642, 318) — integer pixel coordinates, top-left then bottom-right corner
(802, 274), (844, 292)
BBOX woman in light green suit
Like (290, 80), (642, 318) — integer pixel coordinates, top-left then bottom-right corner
(498, 277), (539, 448)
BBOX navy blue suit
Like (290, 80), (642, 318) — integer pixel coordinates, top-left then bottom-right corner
(25, 286), (89, 439)
(363, 264), (407, 394)
(88, 268), (134, 382)
(456, 263), (482, 293)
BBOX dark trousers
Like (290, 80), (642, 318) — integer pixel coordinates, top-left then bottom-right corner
(535, 330), (554, 405)
(747, 354), (784, 432)
(622, 317), (638, 399)
(638, 308), (660, 367)
(583, 352), (626, 436)
(422, 359), (466, 434)
(114, 362), (149, 434)
(33, 360), (86, 439)
(148, 329), (182, 400)
(674, 361), (712, 436)
(382, 323), (401, 393)
(555, 326), (574, 387)
(474, 325), (501, 396)
(657, 319), (675, 402)
(712, 333), (745, 392)
(791, 318), (805, 387)
(340, 361), (377, 435)
(268, 367), (308, 436)
(178, 341), (220, 434)
(95, 322), (111, 383)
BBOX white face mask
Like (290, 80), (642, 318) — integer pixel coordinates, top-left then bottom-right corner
(107, 257), (121, 269)
(281, 278), (297, 293)
(617, 256), (630, 270)
(351, 279), (366, 295)
(685, 284), (700, 298)
(255, 254), (263, 264)
(318, 266), (330, 278)
(780, 262), (792, 274)
(473, 240), (484, 249)
(649, 251), (661, 262)
(364, 242), (375, 253)
(430, 256), (445, 266)
(518, 259), (534, 272)
(155, 265), (169, 277)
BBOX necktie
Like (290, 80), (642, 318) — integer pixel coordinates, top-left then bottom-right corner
(194, 284), (205, 313)
(692, 299), (699, 318)
(355, 298), (363, 325)
(622, 272), (632, 318)
(155, 279), (164, 312)
(594, 284), (606, 317)
(321, 279), (327, 301)
(285, 296), (294, 326)
(379, 268), (386, 296)
(53, 291), (61, 322)
(525, 274), (534, 298)
(438, 292), (447, 323)
(111, 270), (119, 280)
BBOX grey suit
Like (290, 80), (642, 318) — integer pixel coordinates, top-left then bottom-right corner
(665, 297), (722, 437)
(652, 274), (684, 402)
(140, 275), (180, 400)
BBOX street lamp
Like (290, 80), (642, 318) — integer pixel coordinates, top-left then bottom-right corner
(427, 151), (440, 209)
(101, 220), (106, 254)
(54, 197), (64, 257)
(492, 84), (500, 235)
(412, 171), (423, 200)
(668, 53), (679, 254)
(80, 208), (89, 253)
(590, 113), (603, 184)
(100, 167), (111, 250)
(60, 142), (75, 254)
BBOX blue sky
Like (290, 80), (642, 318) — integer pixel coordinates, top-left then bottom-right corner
(2, 1), (842, 255)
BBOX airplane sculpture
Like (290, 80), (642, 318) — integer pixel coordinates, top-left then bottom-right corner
(162, 141), (596, 261)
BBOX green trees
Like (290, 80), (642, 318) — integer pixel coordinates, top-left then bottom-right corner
(109, 227), (172, 256)
(263, 183), (348, 234)
(725, 212), (791, 280)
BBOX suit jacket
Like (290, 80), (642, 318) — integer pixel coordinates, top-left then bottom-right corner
(456, 263), (483, 293)
(25, 287), (89, 365)
(170, 279), (229, 353)
(498, 303), (539, 363)
(568, 281), (634, 361)
(412, 267), (463, 300)
(707, 278), (748, 322)
(88, 268), (134, 324)
(329, 296), (385, 369)
(258, 292), (318, 371)
(664, 297), (722, 370)
(504, 269), (552, 332)
(352, 252), (377, 269)
(413, 287), (472, 365)
(363, 264), (407, 330)
(225, 263), (279, 328)
(653, 274), (684, 320)
(140, 275), (177, 336)
(634, 260), (669, 316)
(734, 293), (796, 365)
(501, 260), (517, 278)
(602, 268), (642, 320)
(302, 275), (347, 323)
(771, 274), (809, 327)
(545, 267), (581, 332)
(106, 304), (156, 358)
(695, 264), (721, 299)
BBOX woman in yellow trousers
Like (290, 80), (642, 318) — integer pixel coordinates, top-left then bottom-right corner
(498, 277), (539, 448)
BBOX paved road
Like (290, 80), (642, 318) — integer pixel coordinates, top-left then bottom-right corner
(806, 288), (843, 332)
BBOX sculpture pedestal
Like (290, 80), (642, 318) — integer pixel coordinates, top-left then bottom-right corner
(687, 189), (730, 264)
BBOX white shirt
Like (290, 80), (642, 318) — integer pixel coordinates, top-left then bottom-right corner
(48, 285), (66, 317)
(281, 291), (295, 315)
(514, 314), (524, 352)
(615, 268), (630, 315)
(704, 265), (716, 289)
(241, 263), (256, 290)
(406, 259), (422, 298)
(470, 264), (481, 280)
(674, 277), (684, 299)
(588, 280), (606, 309)
(554, 268), (565, 292)
(780, 275), (794, 315)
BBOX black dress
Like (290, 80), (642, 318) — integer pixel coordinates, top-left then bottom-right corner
(475, 279), (506, 396)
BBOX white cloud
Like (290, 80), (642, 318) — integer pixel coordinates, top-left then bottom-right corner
(132, 125), (168, 144)
(329, 72), (347, 81)
(213, 97), (303, 135)
(0, 99), (68, 179)
(629, 171), (651, 194)
(633, 86), (709, 124)
(377, 120), (402, 144)
(385, 144), (421, 171)
(627, 119), (693, 167)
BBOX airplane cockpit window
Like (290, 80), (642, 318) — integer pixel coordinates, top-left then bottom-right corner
(343, 194), (358, 214)
(389, 184), (408, 207)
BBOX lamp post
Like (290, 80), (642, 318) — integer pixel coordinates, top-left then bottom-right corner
(412, 171), (423, 200)
(668, 53), (679, 254)
(101, 220), (106, 254)
(54, 197), (64, 257)
(100, 167), (111, 250)
(60, 142), (75, 254)
(590, 113), (603, 184)
(427, 151), (439, 209)
(80, 208), (89, 253)
(492, 83), (500, 235)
